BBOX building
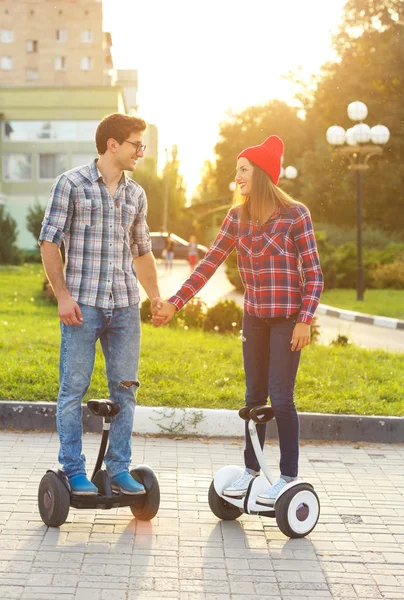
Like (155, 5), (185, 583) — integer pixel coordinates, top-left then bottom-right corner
(0, 0), (157, 249)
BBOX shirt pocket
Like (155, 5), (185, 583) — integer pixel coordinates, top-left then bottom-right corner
(75, 196), (102, 227)
(262, 232), (285, 256)
(121, 204), (136, 231)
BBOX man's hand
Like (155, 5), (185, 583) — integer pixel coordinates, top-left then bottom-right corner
(290, 322), (311, 351)
(58, 295), (83, 326)
(151, 297), (166, 326)
(152, 302), (176, 327)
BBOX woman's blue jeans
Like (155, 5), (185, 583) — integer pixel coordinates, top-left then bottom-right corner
(242, 311), (301, 478)
(57, 302), (141, 478)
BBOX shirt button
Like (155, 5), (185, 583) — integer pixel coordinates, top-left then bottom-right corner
(109, 243), (112, 246)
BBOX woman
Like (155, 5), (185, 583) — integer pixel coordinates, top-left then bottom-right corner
(153, 136), (323, 504)
(187, 235), (199, 272)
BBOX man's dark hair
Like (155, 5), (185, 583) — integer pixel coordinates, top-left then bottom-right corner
(96, 113), (147, 154)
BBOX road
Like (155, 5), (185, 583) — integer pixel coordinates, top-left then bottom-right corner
(141, 259), (404, 353)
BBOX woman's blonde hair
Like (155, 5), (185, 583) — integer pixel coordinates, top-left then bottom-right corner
(232, 161), (302, 224)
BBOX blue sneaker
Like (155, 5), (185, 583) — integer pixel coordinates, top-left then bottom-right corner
(111, 471), (146, 495)
(69, 473), (98, 496)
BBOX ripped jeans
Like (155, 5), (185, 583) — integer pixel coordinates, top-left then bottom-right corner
(57, 302), (141, 478)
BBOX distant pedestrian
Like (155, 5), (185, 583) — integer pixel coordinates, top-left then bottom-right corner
(187, 235), (199, 272)
(164, 233), (175, 272)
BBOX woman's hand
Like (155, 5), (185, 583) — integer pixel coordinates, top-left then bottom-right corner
(291, 322), (311, 351)
(151, 301), (176, 327)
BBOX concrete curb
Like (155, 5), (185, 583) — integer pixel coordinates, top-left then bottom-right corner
(0, 401), (403, 443)
(317, 303), (404, 330)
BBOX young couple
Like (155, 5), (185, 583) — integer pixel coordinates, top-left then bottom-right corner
(40, 112), (323, 504)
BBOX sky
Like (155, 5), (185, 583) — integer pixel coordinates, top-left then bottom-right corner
(102, 0), (347, 197)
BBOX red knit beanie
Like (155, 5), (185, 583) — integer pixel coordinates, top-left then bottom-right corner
(238, 135), (284, 185)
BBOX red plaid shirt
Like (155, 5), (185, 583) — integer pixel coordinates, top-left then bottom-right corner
(169, 203), (323, 324)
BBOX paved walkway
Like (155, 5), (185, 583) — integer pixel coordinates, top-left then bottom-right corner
(1, 431), (403, 599)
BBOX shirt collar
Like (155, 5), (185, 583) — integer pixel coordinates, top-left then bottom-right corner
(90, 159), (129, 188)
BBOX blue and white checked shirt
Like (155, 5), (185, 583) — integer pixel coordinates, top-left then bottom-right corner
(39, 160), (152, 308)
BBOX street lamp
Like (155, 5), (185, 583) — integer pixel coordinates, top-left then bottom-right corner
(326, 101), (390, 301)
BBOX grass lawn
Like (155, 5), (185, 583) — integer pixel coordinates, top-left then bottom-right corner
(321, 289), (404, 320)
(1, 264), (403, 416)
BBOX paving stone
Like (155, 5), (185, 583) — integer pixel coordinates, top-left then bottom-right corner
(1, 432), (404, 599)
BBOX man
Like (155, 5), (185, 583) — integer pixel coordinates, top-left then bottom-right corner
(39, 113), (162, 496)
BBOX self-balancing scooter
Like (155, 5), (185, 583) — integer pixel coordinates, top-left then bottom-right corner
(38, 400), (160, 527)
(208, 405), (320, 538)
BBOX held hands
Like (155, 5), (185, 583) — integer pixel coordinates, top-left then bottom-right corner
(290, 322), (311, 351)
(151, 299), (176, 327)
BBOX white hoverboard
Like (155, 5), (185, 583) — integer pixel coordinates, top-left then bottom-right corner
(208, 405), (320, 538)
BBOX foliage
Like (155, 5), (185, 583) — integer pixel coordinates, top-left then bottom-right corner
(371, 260), (404, 289)
(214, 100), (309, 197)
(26, 200), (45, 242)
(203, 300), (243, 333)
(175, 297), (207, 329)
(132, 149), (193, 240)
(0, 206), (21, 265)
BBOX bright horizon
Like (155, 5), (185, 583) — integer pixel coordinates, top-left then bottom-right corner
(102, 0), (347, 197)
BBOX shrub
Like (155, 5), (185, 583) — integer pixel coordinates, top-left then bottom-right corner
(203, 300), (243, 333)
(310, 316), (320, 344)
(26, 200), (45, 241)
(371, 261), (404, 290)
(0, 205), (21, 264)
(140, 298), (152, 322)
(176, 297), (207, 329)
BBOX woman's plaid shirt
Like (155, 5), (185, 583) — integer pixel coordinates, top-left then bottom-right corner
(169, 203), (324, 324)
(39, 160), (152, 309)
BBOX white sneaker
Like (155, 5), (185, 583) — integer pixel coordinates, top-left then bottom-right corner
(223, 471), (257, 497)
(256, 478), (288, 505)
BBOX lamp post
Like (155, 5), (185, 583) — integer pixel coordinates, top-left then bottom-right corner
(326, 101), (390, 301)
(162, 147), (169, 232)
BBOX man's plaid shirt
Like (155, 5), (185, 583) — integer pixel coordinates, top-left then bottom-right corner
(169, 204), (324, 324)
(39, 160), (152, 309)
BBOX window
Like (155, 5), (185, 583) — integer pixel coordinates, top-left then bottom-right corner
(3, 154), (32, 181)
(56, 29), (67, 42)
(3, 120), (98, 142)
(26, 40), (38, 53)
(71, 153), (96, 168)
(26, 68), (38, 80)
(81, 30), (93, 43)
(0, 56), (12, 70)
(80, 56), (93, 71)
(0, 30), (13, 43)
(54, 56), (66, 70)
(39, 154), (68, 180)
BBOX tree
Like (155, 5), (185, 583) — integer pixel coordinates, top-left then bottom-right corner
(0, 205), (21, 264)
(191, 160), (219, 205)
(298, 0), (404, 233)
(26, 200), (46, 242)
(214, 100), (310, 196)
(131, 148), (191, 238)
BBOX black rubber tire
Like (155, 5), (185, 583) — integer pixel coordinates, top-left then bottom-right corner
(38, 472), (70, 527)
(129, 470), (160, 521)
(275, 483), (320, 538)
(208, 480), (242, 521)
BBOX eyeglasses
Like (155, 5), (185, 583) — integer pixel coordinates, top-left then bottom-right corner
(124, 140), (146, 153)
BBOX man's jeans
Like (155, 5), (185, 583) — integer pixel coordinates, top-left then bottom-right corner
(242, 311), (301, 478)
(57, 302), (141, 478)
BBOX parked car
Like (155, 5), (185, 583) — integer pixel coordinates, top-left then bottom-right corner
(150, 232), (208, 260)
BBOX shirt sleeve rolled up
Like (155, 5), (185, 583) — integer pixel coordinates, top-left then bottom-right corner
(38, 174), (74, 248)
